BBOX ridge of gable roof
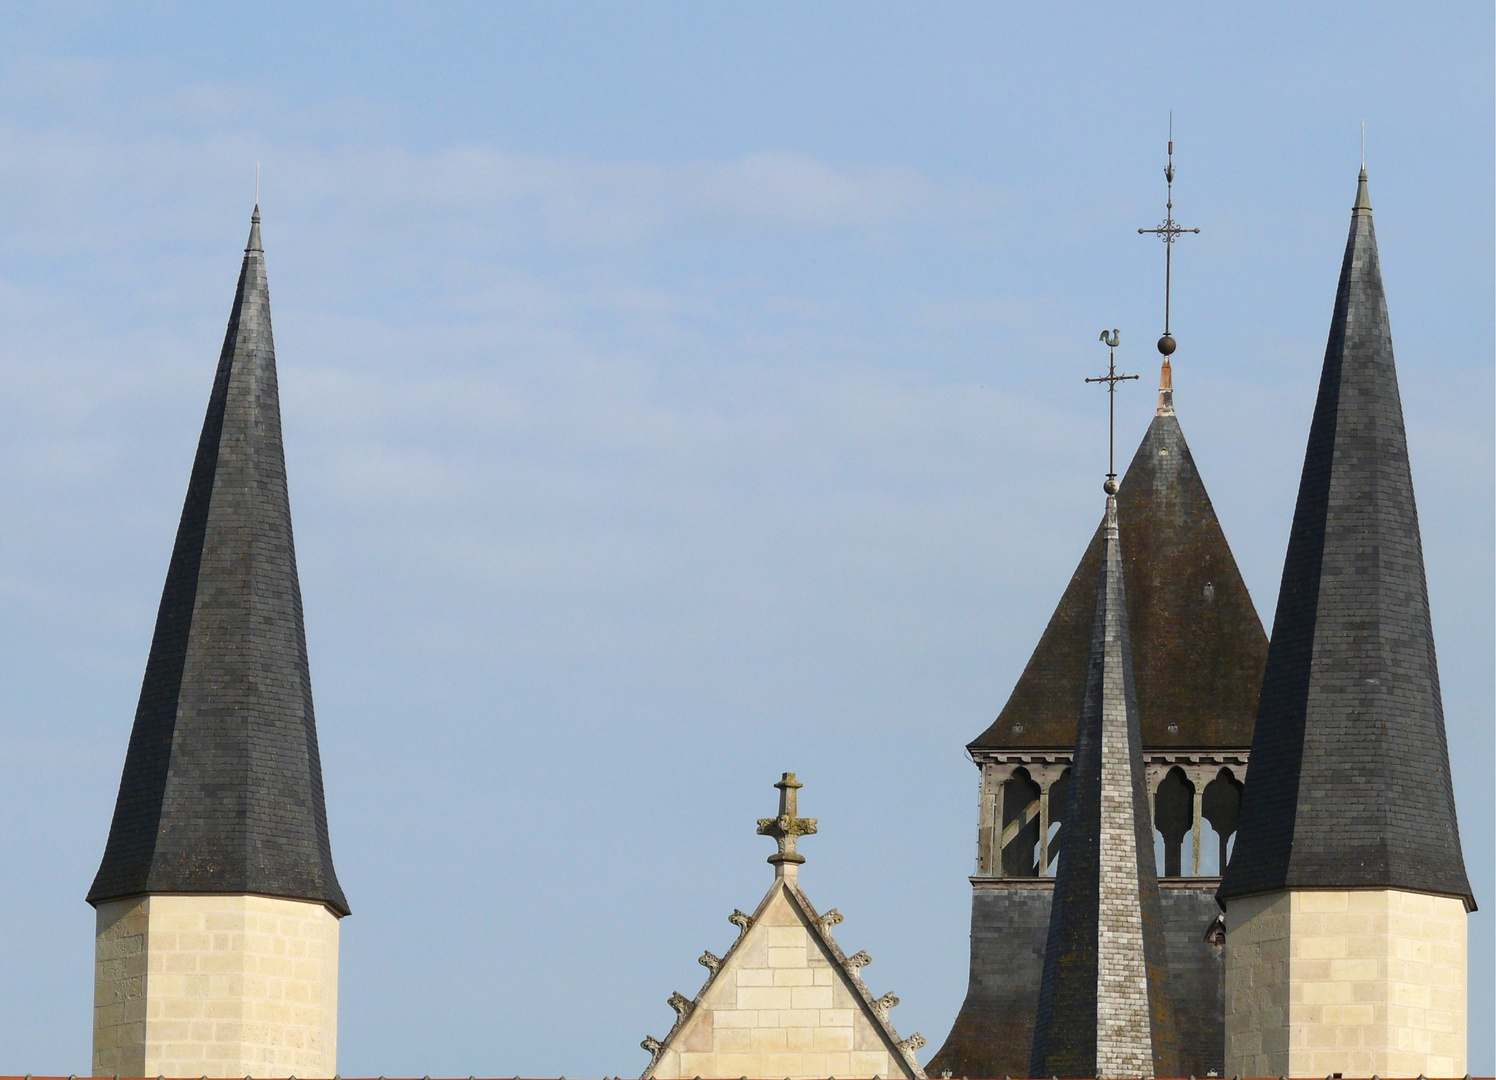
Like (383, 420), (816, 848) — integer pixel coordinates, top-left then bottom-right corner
(641, 868), (925, 1080)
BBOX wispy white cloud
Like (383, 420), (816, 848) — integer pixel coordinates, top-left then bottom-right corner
(0, 45), (1488, 1079)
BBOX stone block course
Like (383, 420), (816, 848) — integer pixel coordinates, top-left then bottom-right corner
(93, 894), (338, 1077)
(647, 879), (917, 1080)
(1225, 888), (1466, 1078)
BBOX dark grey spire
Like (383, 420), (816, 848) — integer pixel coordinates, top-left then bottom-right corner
(88, 207), (348, 916)
(1219, 170), (1473, 910)
(1031, 494), (1179, 1079)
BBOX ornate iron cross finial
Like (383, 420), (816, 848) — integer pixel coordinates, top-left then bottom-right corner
(757, 772), (818, 868)
(1086, 330), (1138, 492)
(1137, 113), (1200, 357)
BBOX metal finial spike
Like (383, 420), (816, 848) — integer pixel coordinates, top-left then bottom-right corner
(255, 161), (260, 205)
(1355, 162), (1372, 213)
(1361, 120), (1365, 169)
(1139, 121), (1199, 362)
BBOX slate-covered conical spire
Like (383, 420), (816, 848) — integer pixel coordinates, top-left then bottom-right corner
(88, 207), (348, 916)
(1030, 492), (1179, 1079)
(1219, 170), (1472, 909)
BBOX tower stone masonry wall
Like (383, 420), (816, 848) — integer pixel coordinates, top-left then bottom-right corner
(1224, 888), (1466, 1078)
(93, 894), (340, 1077)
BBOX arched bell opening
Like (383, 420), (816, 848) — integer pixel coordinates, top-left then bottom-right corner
(1200, 766), (1243, 875)
(1153, 766), (1196, 878)
(1000, 767), (1042, 877)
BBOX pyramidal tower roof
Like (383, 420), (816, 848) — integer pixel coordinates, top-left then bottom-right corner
(1030, 492), (1179, 1079)
(88, 207), (348, 916)
(971, 388), (1268, 752)
(1219, 170), (1473, 910)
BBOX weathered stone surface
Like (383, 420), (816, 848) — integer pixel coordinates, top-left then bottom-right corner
(929, 881), (1228, 1079)
(925, 882), (1052, 1078)
(1159, 883), (1227, 1077)
(92, 894), (339, 1077)
(1224, 889), (1467, 1077)
(645, 777), (922, 1080)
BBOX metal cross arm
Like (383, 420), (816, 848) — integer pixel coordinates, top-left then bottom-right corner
(1138, 218), (1201, 243)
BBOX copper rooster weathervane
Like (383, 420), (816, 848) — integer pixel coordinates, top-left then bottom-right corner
(1086, 329), (1138, 492)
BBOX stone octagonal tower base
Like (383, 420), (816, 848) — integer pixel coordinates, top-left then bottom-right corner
(1224, 890), (1466, 1078)
(94, 895), (340, 1077)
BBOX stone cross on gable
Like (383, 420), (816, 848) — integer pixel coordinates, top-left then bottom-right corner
(757, 772), (818, 875)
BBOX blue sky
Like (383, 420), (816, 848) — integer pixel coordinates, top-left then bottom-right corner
(0, 3), (1490, 1074)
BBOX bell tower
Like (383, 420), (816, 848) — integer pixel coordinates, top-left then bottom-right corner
(929, 134), (1267, 1080)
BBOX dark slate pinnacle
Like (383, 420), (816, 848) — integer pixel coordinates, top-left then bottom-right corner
(1030, 494), (1179, 1080)
(88, 206), (349, 917)
(1218, 169), (1473, 911)
(971, 406), (1268, 753)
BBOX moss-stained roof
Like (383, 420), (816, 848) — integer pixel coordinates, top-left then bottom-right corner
(970, 410), (1267, 753)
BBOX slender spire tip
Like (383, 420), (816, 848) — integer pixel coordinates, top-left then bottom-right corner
(1354, 165), (1372, 214)
(247, 204), (263, 253)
